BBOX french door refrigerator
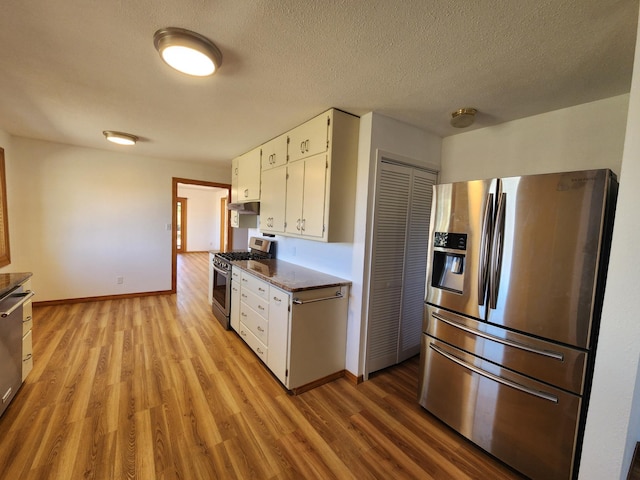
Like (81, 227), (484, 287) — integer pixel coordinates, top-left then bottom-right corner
(418, 169), (617, 480)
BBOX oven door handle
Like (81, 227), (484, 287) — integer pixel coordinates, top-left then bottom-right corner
(1, 291), (36, 318)
(213, 265), (229, 277)
(429, 342), (558, 403)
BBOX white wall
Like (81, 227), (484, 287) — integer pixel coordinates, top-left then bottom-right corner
(177, 184), (227, 252)
(0, 136), (228, 302)
(579, 7), (640, 478)
(441, 94), (628, 183)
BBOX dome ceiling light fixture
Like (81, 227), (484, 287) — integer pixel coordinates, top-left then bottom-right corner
(103, 130), (139, 146)
(153, 27), (223, 77)
(450, 108), (478, 128)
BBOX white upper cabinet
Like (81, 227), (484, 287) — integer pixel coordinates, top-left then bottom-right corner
(232, 108), (359, 241)
(260, 166), (287, 234)
(284, 154), (327, 239)
(237, 146), (261, 202)
(287, 112), (330, 163)
(231, 157), (239, 203)
(261, 133), (288, 170)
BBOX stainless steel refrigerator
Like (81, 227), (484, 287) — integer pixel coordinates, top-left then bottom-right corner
(418, 169), (617, 480)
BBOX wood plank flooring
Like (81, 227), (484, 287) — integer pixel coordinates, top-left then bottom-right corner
(0, 252), (524, 479)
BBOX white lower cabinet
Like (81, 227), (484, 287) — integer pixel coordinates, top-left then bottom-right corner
(267, 285), (290, 384)
(236, 269), (349, 392)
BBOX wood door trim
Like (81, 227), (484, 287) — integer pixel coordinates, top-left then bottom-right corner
(171, 177), (231, 293)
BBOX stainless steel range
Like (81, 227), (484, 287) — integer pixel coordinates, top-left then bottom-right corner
(211, 237), (273, 329)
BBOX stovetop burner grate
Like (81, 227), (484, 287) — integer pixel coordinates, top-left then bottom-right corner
(216, 251), (271, 262)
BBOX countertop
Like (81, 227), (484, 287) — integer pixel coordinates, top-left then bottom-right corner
(232, 259), (351, 292)
(0, 272), (33, 299)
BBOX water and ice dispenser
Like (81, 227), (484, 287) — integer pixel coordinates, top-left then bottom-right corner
(431, 232), (467, 294)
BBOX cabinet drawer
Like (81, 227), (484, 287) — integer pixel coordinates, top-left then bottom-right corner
(288, 112), (329, 163)
(240, 303), (268, 344)
(231, 266), (241, 282)
(22, 329), (33, 381)
(241, 272), (269, 299)
(238, 322), (268, 363)
(22, 298), (33, 336)
(240, 289), (268, 319)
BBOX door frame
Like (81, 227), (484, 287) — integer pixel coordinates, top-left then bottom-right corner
(172, 177), (232, 293)
(361, 150), (439, 380)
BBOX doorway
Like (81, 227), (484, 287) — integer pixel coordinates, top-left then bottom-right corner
(176, 197), (187, 252)
(171, 177), (232, 293)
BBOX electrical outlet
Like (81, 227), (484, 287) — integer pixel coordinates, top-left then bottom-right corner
(166, 223), (172, 231)
(117, 276), (124, 285)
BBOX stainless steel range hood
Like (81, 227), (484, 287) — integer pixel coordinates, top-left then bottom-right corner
(227, 201), (260, 214)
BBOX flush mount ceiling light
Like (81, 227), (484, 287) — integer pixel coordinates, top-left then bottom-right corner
(450, 108), (478, 128)
(103, 131), (138, 146)
(153, 27), (223, 77)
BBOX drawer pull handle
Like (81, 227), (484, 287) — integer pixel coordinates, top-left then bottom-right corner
(241, 312), (247, 317)
(258, 305), (264, 310)
(257, 348), (264, 355)
(257, 326), (264, 332)
(23, 354), (32, 362)
(430, 342), (558, 403)
(431, 312), (564, 361)
(2, 388), (12, 403)
(258, 287), (266, 292)
(273, 297), (281, 302)
(23, 316), (32, 323)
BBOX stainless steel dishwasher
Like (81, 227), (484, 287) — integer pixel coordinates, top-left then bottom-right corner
(0, 285), (35, 417)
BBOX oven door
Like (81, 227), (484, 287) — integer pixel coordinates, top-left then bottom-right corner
(212, 264), (230, 328)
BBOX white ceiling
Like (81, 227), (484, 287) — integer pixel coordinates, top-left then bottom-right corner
(0, 0), (637, 167)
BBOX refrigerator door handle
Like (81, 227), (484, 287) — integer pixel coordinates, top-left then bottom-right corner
(489, 192), (506, 309)
(478, 193), (493, 306)
(429, 342), (559, 403)
(431, 311), (564, 361)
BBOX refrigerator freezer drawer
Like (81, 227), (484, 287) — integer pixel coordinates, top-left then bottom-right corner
(424, 305), (588, 395)
(418, 335), (580, 480)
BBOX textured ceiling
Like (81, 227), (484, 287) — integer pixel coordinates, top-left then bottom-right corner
(0, 0), (637, 167)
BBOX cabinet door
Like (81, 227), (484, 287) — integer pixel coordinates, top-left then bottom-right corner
(285, 161), (305, 235)
(238, 147), (261, 201)
(230, 280), (241, 332)
(261, 133), (288, 170)
(260, 166), (287, 234)
(231, 157), (240, 203)
(300, 154), (327, 238)
(288, 112), (329, 163)
(267, 285), (290, 385)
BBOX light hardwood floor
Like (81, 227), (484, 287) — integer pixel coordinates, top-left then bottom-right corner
(0, 253), (524, 479)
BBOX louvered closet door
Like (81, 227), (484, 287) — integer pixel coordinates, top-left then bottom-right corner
(366, 161), (436, 374)
(399, 169), (435, 361)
